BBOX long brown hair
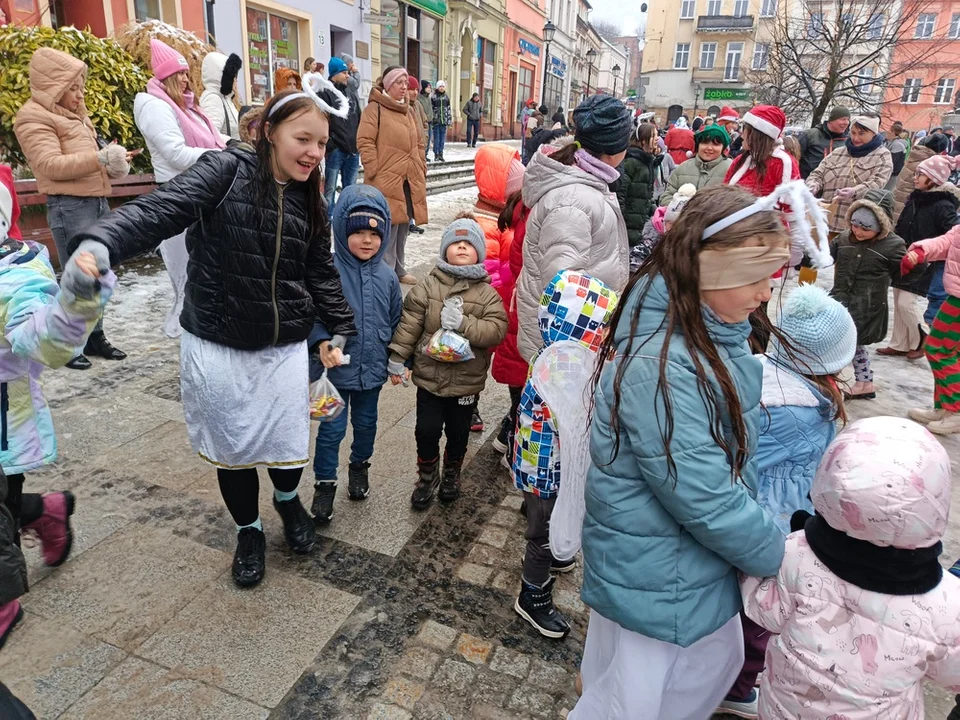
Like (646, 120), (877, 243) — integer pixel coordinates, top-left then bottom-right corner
(255, 91), (328, 240)
(161, 72), (193, 111)
(593, 184), (791, 484)
(498, 189), (524, 231)
(738, 125), (776, 183)
(631, 122), (657, 151)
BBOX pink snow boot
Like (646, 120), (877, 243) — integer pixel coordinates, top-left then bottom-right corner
(21, 492), (75, 567)
(0, 599), (23, 650)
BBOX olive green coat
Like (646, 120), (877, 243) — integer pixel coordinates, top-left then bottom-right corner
(659, 154), (732, 206)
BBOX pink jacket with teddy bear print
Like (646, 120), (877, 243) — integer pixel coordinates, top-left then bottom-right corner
(912, 224), (960, 298)
(741, 417), (960, 720)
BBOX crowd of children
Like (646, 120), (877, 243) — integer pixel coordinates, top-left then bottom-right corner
(7, 74), (960, 720)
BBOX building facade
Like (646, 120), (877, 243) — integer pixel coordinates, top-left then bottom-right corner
(882, 0), (960, 132)
(614, 33), (642, 99)
(569, 0), (602, 108)
(543, 0), (576, 114)
(642, 0), (779, 123)
(502, 0), (548, 137)
(1, 0), (206, 40)
(595, 36), (629, 96)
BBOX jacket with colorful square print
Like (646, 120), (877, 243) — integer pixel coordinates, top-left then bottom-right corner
(513, 270), (617, 498)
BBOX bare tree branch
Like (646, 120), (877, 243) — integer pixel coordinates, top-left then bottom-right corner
(591, 18), (622, 42)
(744, 0), (951, 125)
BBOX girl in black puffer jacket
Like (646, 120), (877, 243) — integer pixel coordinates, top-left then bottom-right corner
(68, 79), (357, 590)
(617, 121), (662, 249)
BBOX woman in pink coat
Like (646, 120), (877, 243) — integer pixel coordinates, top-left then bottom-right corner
(741, 416), (960, 720)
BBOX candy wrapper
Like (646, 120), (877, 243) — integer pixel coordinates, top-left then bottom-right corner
(424, 328), (475, 362)
(309, 369), (345, 421)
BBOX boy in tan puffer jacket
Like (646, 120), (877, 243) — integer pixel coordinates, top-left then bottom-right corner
(388, 216), (507, 509)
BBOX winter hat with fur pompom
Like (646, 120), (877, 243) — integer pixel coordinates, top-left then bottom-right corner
(664, 184), (697, 223)
(769, 284), (857, 376)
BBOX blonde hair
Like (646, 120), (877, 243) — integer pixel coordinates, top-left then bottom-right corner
(161, 72), (192, 111)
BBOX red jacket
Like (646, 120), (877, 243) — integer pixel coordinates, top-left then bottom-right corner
(0, 165), (23, 240)
(491, 202), (531, 387)
(665, 126), (695, 166)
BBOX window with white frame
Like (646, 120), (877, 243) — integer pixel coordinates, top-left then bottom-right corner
(856, 66), (874, 96)
(867, 13), (883, 39)
(680, 0), (695, 19)
(675, 43), (691, 69)
(760, 0), (777, 17)
(916, 13), (936, 38)
(935, 78), (956, 104)
(734, 0), (748, 17)
(752, 42), (769, 70)
(901, 78), (921, 103)
(707, 0), (721, 16)
(725, 42), (744, 81)
(700, 42), (717, 69)
(950, 13), (960, 38)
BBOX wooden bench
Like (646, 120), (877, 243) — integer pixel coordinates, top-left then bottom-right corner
(13, 174), (157, 267)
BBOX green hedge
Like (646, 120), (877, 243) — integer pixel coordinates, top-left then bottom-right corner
(0, 25), (151, 173)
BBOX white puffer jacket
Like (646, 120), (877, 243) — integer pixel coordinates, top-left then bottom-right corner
(516, 149), (629, 360)
(134, 94), (213, 183)
(199, 52), (241, 140)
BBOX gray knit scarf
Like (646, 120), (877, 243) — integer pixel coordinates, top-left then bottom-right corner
(437, 259), (489, 280)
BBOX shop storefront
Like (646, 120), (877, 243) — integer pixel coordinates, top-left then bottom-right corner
(379, 0), (445, 85)
(245, 6), (306, 102)
(543, 54), (566, 113)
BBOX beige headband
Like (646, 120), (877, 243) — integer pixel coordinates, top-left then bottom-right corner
(699, 245), (790, 291)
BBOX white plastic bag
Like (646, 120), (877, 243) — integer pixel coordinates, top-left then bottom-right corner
(309, 369), (345, 421)
(530, 340), (599, 561)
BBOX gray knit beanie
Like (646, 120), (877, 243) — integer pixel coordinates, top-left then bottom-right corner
(440, 218), (486, 263)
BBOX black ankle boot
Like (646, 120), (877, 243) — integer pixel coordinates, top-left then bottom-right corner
(84, 331), (127, 360)
(411, 457), (440, 510)
(311, 482), (336, 524)
(438, 455), (463, 503)
(514, 577), (570, 639)
(233, 527), (266, 587)
(65, 354), (92, 370)
(348, 461), (370, 500)
(272, 496), (316, 553)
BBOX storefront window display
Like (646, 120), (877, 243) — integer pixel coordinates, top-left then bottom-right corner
(376, 0), (442, 82)
(246, 6), (301, 103)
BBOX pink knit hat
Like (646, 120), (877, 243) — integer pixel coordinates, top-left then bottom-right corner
(917, 154), (959, 186)
(505, 158), (525, 198)
(150, 39), (189, 81)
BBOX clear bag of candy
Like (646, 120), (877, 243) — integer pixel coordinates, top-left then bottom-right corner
(309, 369), (345, 421)
(423, 298), (475, 363)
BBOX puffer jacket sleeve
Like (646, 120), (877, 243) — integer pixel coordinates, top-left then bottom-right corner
(926, 618), (960, 690)
(618, 360), (786, 578)
(538, 206), (594, 291)
(914, 225), (960, 263)
(659, 162), (686, 207)
(459, 285), (507, 349)
(740, 534), (801, 634)
(69, 150), (239, 262)
(14, 108), (101, 182)
(199, 92), (227, 136)
(389, 279), (429, 361)
(805, 151), (830, 196)
(305, 216), (356, 337)
(135, 95), (210, 174)
(356, 104), (380, 183)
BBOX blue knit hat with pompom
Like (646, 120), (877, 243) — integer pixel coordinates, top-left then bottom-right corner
(769, 284), (857, 376)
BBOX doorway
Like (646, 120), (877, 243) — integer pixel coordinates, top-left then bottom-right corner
(331, 27), (353, 63)
(667, 104), (683, 124)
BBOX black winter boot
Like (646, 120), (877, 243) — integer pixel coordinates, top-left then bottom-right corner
(515, 576), (570, 639)
(65, 354), (92, 370)
(84, 330), (127, 360)
(438, 455), (463, 503)
(311, 482), (336, 524)
(348, 461), (370, 500)
(411, 457), (440, 510)
(232, 527), (266, 587)
(272, 496), (316, 553)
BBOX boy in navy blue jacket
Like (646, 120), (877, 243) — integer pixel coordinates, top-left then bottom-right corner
(310, 184), (402, 523)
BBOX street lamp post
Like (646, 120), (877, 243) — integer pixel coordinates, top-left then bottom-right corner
(693, 82), (702, 118)
(586, 47), (597, 97)
(541, 20), (557, 107)
(612, 63), (621, 98)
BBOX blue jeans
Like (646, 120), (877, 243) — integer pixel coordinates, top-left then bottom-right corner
(432, 124), (447, 157)
(323, 148), (360, 209)
(926, 262), (947, 326)
(466, 119), (480, 146)
(313, 386), (382, 481)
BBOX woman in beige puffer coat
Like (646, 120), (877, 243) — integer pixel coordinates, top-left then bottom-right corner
(516, 95), (632, 361)
(13, 47), (130, 367)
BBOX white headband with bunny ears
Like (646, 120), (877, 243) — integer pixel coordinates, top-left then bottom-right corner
(702, 180), (833, 268)
(267, 71), (351, 120)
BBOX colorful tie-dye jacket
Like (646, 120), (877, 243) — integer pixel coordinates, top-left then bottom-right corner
(513, 270), (617, 498)
(0, 242), (114, 474)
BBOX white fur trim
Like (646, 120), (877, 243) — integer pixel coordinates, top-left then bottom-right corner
(719, 112), (738, 122)
(726, 154), (752, 186)
(744, 111), (782, 139)
(301, 71), (350, 119)
(759, 356), (820, 408)
(773, 147), (793, 186)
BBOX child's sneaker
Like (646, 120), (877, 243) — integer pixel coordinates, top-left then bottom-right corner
(929, 412), (960, 435)
(232, 527), (266, 588)
(471, 408), (484, 432)
(438, 456), (463, 503)
(492, 415), (511, 453)
(21, 491), (75, 567)
(514, 576), (570, 639)
(717, 689), (759, 719)
(551, 556), (577, 573)
(272, 496), (316, 554)
(347, 461), (370, 500)
(312, 482), (336, 524)
(411, 457), (440, 510)
(909, 407), (947, 424)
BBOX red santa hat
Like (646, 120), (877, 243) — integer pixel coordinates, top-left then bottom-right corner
(718, 106), (739, 123)
(742, 105), (786, 140)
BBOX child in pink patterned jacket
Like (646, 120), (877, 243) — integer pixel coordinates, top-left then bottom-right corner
(741, 415), (960, 720)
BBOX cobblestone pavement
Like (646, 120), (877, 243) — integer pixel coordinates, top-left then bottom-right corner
(3, 187), (960, 718)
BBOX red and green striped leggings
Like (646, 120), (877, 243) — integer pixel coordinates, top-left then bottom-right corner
(925, 296), (960, 411)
